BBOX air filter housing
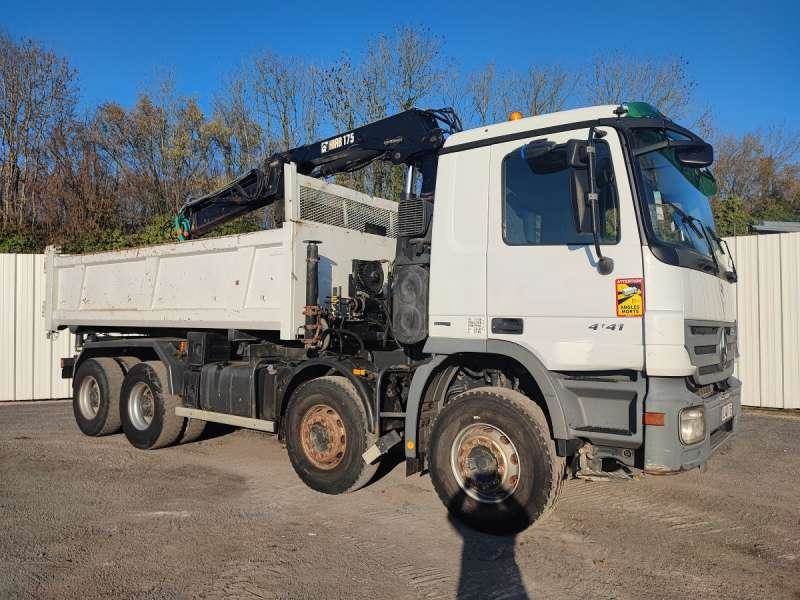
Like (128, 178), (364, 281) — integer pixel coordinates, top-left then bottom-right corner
(351, 259), (385, 296)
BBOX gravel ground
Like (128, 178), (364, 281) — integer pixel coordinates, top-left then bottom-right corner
(1, 400), (799, 600)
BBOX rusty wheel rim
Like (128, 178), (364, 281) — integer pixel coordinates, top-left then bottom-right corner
(299, 403), (347, 470)
(450, 423), (522, 504)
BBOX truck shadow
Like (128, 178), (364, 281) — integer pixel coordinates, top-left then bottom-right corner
(366, 454), (529, 598)
(367, 444), (406, 485)
(446, 492), (529, 599)
(196, 422), (237, 441)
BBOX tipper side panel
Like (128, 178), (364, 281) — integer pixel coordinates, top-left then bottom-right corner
(46, 164), (398, 340)
(48, 227), (292, 333)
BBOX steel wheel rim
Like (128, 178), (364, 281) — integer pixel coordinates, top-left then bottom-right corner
(78, 376), (101, 419)
(299, 403), (347, 470)
(450, 423), (522, 504)
(128, 382), (155, 431)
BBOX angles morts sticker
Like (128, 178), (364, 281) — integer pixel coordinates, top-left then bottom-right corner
(615, 278), (644, 317)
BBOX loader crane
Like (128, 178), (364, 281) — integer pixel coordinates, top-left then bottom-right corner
(175, 108), (462, 238)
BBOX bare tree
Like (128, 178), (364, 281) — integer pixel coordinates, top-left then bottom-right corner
(458, 62), (577, 128)
(584, 52), (696, 118)
(350, 26), (447, 198)
(0, 32), (77, 230)
(509, 65), (574, 116)
(466, 63), (496, 126)
(43, 119), (118, 241)
(391, 26), (446, 111)
(320, 54), (367, 193)
(211, 70), (264, 178)
(249, 52), (322, 153)
(322, 54), (360, 133)
(92, 75), (218, 219)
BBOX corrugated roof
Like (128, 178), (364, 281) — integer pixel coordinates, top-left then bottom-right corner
(750, 221), (800, 233)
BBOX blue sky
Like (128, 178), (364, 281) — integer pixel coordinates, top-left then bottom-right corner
(3, 0), (799, 135)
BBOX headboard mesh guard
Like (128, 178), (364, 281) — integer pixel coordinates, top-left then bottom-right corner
(298, 184), (397, 238)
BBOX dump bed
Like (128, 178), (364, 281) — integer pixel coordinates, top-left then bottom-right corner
(44, 165), (397, 341)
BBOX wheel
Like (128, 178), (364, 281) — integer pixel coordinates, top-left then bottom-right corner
(120, 361), (184, 450)
(179, 416), (206, 444)
(285, 376), (378, 494)
(115, 356), (204, 444)
(72, 357), (125, 436)
(428, 386), (565, 535)
(115, 356), (141, 373)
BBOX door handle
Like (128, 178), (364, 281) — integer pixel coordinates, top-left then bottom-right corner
(491, 318), (523, 334)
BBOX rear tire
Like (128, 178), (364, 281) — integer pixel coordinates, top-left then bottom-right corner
(179, 417), (206, 444)
(120, 361), (184, 450)
(285, 376), (378, 494)
(115, 356), (141, 374)
(428, 386), (565, 535)
(72, 357), (125, 436)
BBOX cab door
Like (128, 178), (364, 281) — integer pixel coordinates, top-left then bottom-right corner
(486, 127), (644, 371)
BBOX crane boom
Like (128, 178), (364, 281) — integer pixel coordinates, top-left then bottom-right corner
(176, 107), (461, 238)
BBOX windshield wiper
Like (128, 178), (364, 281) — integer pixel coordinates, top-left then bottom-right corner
(706, 227), (738, 283)
(661, 199), (704, 237)
(660, 199), (721, 275)
(661, 199), (712, 251)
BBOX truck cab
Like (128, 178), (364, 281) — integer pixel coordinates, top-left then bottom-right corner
(419, 104), (740, 479)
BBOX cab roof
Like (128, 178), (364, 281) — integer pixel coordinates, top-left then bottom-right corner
(443, 104), (623, 149)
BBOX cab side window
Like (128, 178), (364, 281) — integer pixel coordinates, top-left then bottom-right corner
(502, 142), (619, 245)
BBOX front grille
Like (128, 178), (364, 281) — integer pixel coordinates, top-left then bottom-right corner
(690, 325), (718, 335)
(684, 320), (738, 385)
(695, 345), (717, 355)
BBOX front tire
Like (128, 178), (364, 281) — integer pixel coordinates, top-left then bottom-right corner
(72, 358), (125, 436)
(120, 361), (184, 450)
(285, 376), (378, 494)
(428, 386), (565, 534)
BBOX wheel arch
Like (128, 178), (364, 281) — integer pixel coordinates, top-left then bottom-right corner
(405, 341), (570, 461)
(278, 359), (376, 436)
(74, 338), (185, 395)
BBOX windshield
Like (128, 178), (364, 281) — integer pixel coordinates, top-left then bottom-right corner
(633, 129), (721, 261)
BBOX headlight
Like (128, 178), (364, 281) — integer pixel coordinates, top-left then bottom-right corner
(679, 406), (706, 445)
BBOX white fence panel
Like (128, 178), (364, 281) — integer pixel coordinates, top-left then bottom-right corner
(780, 234), (800, 410)
(0, 253), (73, 401)
(726, 232), (800, 409)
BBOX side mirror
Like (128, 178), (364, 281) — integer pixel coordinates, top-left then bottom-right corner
(524, 140), (568, 174)
(675, 142), (713, 168)
(524, 139), (590, 174)
(565, 139), (588, 169)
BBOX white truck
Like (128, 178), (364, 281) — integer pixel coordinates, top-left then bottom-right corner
(46, 103), (741, 533)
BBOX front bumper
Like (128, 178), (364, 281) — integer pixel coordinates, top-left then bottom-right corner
(643, 376), (741, 473)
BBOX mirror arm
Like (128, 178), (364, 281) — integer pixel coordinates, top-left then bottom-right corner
(586, 127), (614, 275)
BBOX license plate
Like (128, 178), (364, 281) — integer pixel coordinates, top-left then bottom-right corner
(721, 402), (733, 422)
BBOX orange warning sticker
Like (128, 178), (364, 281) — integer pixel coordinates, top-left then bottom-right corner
(616, 278), (644, 317)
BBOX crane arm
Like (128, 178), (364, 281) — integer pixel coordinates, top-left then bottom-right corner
(176, 107), (461, 239)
